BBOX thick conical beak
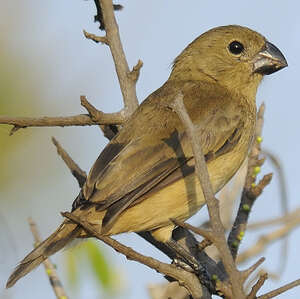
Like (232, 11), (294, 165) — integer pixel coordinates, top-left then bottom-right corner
(253, 41), (288, 75)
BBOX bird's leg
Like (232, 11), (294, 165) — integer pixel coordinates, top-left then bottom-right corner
(166, 239), (214, 291)
(166, 239), (200, 272)
(150, 225), (207, 275)
(150, 225), (202, 272)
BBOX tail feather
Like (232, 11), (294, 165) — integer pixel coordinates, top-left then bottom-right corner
(6, 221), (81, 288)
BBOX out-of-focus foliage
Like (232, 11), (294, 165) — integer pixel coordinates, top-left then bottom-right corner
(0, 33), (118, 298)
(0, 48), (38, 187)
(64, 240), (122, 295)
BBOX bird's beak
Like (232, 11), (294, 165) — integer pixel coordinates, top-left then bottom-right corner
(252, 41), (288, 75)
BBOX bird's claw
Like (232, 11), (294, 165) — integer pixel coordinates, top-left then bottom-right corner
(173, 258), (198, 273)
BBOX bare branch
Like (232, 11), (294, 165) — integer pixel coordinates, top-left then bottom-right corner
(263, 149), (288, 217)
(61, 212), (205, 299)
(247, 273), (268, 299)
(237, 214), (300, 264)
(171, 219), (215, 242)
(99, 0), (139, 115)
(0, 114), (96, 129)
(241, 257), (265, 283)
(0, 94), (127, 134)
(128, 59), (143, 83)
(83, 29), (108, 44)
(80, 95), (125, 123)
(263, 149), (289, 274)
(170, 93), (245, 299)
(0, 112), (124, 132)
(28, 218), (68, 299)
(51, 137), (87, 188)
(248, 207), (300, 230)
(257, 279), (300, 299)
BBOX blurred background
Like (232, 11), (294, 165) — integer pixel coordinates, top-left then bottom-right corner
(0, 1), (299, 298)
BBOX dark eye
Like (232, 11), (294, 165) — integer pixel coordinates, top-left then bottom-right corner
(228, 41), (244, 55)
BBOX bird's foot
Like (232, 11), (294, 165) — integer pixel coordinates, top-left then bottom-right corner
(172, 258), (195, 273)
(166, 239), (200, 273)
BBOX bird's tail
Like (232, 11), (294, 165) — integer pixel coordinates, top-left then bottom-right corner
(6, 221), (82, 288)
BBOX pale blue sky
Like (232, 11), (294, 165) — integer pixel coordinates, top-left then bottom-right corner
(1, 1), (299, 298)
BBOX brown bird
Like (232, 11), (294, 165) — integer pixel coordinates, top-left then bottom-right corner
(6, 25), (287, 288)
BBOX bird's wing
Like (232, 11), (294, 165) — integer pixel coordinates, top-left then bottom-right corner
(76, 81), (245, 231)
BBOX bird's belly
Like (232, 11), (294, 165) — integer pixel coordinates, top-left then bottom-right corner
(108, 148), (246, 235)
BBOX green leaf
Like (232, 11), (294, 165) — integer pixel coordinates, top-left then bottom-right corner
(65, 248), (79, 287)
(63, 240), (116, 292)
(85, 240), (112, 290)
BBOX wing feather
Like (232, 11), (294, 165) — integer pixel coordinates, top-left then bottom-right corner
(74, 80), (245, 231)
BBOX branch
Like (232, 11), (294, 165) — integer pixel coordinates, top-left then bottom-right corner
(241, 257), (266, 283)
(0, 114), (98, 133)
(257, 279), (300, 299)
(171, 219), (215, 242)
(0, 95), (126, 134)
(128, 59), (143, 83)
(50, 124), (213, 298)
(98, 0), (140, 116)
(1, 1), (141, 134)
(170, 93), (245, 299)
(28, 218), (68, 299)
(93, 0), (123, 30)
(237, 214), (300, 264)
(83, 29), (108, 44)
(247, 273), (268, 299)
(51, 137), (87, 188)
(227, 104), (271, 260)
(248, 207), (300, 230)
(262, 149), (289, 274)
(62, 212), (205, 299)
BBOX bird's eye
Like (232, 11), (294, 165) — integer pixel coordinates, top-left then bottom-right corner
(228, 41), (244, 55)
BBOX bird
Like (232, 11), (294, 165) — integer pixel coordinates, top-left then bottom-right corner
(6, 25), (287, 288)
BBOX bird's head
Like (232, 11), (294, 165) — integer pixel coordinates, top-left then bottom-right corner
(170, 25), (287, 98)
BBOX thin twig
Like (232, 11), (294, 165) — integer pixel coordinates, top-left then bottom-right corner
(99, 0), (139, 116)
(0, 111), (124, 132)
(28, 218), (68, 299)
(247, 273), (268, 299)
(248, 207), (300, 230)
(262, 149), (289, 275)
(80, 95), (125, 123)
(257, 279), (300, 299)
(170, 93), (245, 299)
(237, 214), (300, 264)
(51, 137), (87, 188)
(0, 94), (127, 134)
(83, 29), (108, 44)
(241, 257), (265, 283)
(171, 219), (215, 242)
(263, 149), (288, 217)
(128, 60), (143, 83)
(0, 114), (97, 128)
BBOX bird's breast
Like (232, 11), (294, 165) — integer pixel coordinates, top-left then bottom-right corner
(103, 122), (254, 236)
